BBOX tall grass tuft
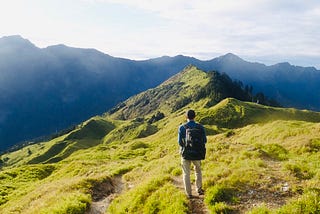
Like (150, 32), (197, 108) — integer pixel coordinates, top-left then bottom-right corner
(277, 190), (320, 214)
(204, 184), (236, 212)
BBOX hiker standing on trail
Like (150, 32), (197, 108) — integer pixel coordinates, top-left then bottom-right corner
(178, 109), (206, 198)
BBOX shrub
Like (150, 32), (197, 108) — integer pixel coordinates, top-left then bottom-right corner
(213, 142), (230, 151)
(172, 97), (191, 111)
(171, 168), (182, 176)
(225, 130), (235, 137)
(143, 184), (188, 214)
(209, 202), (234, 214)
(285, 162), (314, 180)
(40, 191), (90, 214)
(277, 190), (320, 213)
(108, 176), (171, 213)
(136, 124), (158, 138)
(248, 204), (271, 214)
(113, 166), (135, 176)
(148, 111), (165, 124)
(130, 141), (149, 150)
(258, 144), (288, 161)
(300, 138), (320, 153)
(204, 184), (237, 211)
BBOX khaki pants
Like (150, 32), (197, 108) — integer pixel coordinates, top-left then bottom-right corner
(181, 158), (202, 196)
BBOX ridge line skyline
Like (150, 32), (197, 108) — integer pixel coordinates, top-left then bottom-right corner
(1, 34), (319, 70)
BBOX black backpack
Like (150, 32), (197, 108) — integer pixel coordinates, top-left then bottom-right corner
(181, 123), (206, 160)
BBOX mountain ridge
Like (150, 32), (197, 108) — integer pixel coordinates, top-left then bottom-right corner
(3, 66), (320, 166)
(1, 35), (320, 151)
(0, 65), (319, 213)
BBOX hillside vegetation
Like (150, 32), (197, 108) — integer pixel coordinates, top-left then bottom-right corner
(0, 66), (319, 213)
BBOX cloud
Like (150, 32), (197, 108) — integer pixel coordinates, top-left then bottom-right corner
(1, 0), (320, 67)
(93, 0), (320, 57)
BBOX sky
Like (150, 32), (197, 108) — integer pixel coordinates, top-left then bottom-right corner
(1, 0), (320, 68)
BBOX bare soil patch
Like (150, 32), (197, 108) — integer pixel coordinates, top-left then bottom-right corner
(86, 176), (123, 214)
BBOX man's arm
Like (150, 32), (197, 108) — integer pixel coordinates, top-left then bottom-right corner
(178, 125), (185, 146)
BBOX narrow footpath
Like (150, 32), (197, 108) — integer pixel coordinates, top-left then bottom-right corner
(86, 176), (123, 214)
(173, 176), (209, 214)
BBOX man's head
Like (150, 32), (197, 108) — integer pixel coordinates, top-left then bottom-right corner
(186, 109), (196, 120)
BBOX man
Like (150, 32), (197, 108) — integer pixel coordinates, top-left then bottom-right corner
(178, 109), (207, 198)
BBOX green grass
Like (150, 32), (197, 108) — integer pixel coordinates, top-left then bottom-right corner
(277, 189), (320, 213)
(198, 98), (320, 128)
(1, 66), (320, 213)
(1, 97), (320, 213)
(202, 117), (320, 213)
(66, 118), (115, 140)
(108, 176), (188, 214)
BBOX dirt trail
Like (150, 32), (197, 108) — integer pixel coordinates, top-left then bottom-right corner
(173, 157), (294, 213)
(83, 155), (291, 214)
(233, 158), (294, 213)
(173, 176), (209, 214)
(86, 176), (123, 214)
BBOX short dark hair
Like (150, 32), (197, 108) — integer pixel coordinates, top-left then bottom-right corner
(186, 109), (196, 119)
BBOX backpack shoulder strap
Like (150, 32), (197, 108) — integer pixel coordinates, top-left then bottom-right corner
(183, 123), (189, 129)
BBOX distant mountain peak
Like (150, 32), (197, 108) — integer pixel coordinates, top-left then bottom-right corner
(0, 35), (37, 50)
(224, 53), (240, 58)
(46, 44), (69, 49)
(0, 35), (24, 41)
(274, 62), (291, 67)
(216, 53), (245, 63)
(213, 53), (246, 64)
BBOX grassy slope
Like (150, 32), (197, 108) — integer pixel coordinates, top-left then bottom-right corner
(0, 67), (319, 213)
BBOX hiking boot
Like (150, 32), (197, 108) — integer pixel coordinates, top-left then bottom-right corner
(198, 189), (204, 195)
